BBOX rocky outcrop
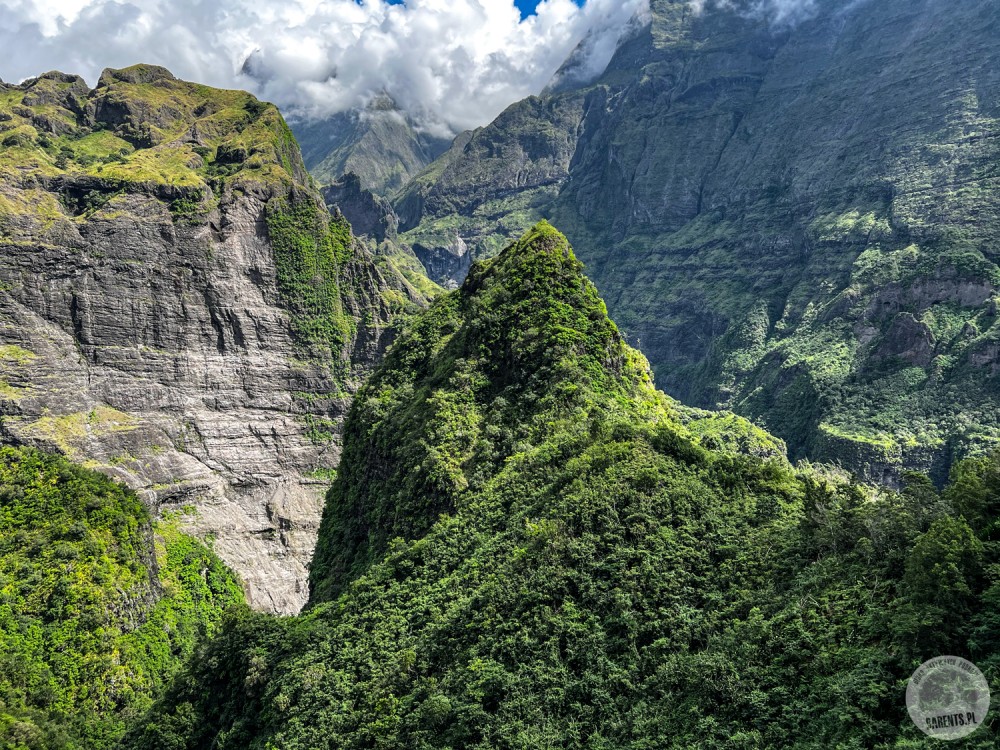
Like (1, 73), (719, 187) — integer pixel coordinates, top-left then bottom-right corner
(411, 235), (472, 290)
(321, 173), (398, 243)
(870, 314), (936, 369)
(0, 66), (428, 613)
(291, 94), (451, 196)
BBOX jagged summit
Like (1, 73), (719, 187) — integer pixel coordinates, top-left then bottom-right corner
(26, 70), (89, 86)
(309, 220), (664, 600)
(456, 220), (662, 409)
(308, 221), (782, 601)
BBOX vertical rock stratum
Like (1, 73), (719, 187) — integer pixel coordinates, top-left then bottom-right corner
(0, 65), (429, 613)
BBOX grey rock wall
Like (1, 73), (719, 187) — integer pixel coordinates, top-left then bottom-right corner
(0, 176), (396, 613)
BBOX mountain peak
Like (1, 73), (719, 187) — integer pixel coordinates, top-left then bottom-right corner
(0, 65), (305, 189)
(309, 221), (669, 601)
(97, 63), (177, 87)
(500, 219), (570, 257)
(464, 220), (576, 289)
(459, 220), (655, 404)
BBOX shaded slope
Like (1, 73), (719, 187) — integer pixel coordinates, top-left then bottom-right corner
(123, 224), (998, 749)
(395, 0), (1000, 483)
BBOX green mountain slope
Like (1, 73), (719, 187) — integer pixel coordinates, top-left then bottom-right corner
(0, 446), (244, 749)
(394, 0), (1000, 484)
(122, 224), (999, 749)
(0, 64), (304, 188)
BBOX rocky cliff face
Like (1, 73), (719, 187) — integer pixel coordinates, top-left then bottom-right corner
(0, 66), (428, 613)
(393, 99), (583, 286)
(322, 172), (399, 244)
(394, 0), (1000, 484)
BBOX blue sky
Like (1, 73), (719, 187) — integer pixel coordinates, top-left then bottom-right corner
(381, 1), (585, 20)
(517, 1), (586, 19)
(517, 1), (586, 18)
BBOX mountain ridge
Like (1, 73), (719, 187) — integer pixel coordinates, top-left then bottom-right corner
(122, 222), (1000, 749)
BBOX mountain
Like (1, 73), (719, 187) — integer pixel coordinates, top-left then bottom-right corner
(291, 94), (452, 195)
(0, 446), (244, 748)
(122, 224), (1000, 749)
(0, 65), (432, 613)
(393, 0), (1000, 484)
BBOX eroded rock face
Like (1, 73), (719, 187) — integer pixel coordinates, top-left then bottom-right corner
(411, 235), (472, 290)
(0, 68), (425, 613)
(2, 183), (349, 613)
(322, 173), (398, 243)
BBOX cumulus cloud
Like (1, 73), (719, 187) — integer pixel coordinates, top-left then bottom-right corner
(0, 0), (649, 132)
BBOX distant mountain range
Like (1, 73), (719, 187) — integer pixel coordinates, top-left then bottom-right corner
(291, 93), (452, 196)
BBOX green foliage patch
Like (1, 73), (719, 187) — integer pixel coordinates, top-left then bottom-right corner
(265, 195), (357, 357)
(0, 447), (245, 749)
(121, 224), (999, 749)
(0, 68), (300, 190)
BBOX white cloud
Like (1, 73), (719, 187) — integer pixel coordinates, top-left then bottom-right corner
(0, 0), (649, 132)
(688, 0), (818, 26)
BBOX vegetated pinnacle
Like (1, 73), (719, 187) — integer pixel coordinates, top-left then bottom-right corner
(461, 219), (582, 302)
(486, 219), (574, 265)
(459, 219), (649, 391)
(308, 219), (665, 603)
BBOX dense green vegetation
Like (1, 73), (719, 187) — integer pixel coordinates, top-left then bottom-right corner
(0, 447), (245, 749)
(121, 224), (998, 748)
(0, 66), (303, 191)
(309, 220), (676, 602)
